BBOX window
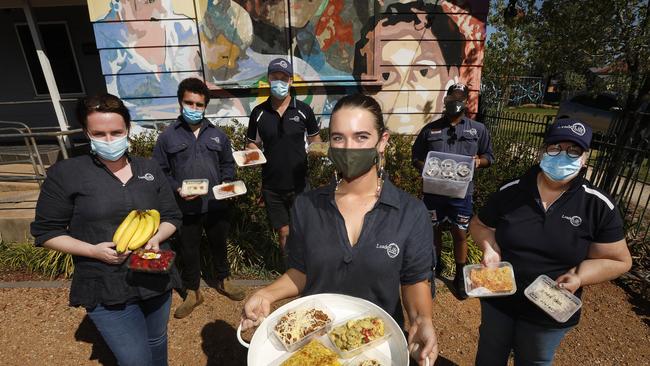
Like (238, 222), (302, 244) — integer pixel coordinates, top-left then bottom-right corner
(15, 22), (85, 96)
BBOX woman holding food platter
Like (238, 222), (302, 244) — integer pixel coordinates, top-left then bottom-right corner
(30, 94), (182, 366)
(241, 94), (438, 365)
(469, 118), (632, 365)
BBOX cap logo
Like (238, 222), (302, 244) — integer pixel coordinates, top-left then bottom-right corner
(559, 122), (586, 136)
(275, 60), (288, 68)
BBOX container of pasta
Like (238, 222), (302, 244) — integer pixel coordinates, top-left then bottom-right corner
(180, 179), (209, 196)
(233, 149), (266, 167)
(328, 311), (392, 359)
(212, 180), (247, 200)
(345, 347), (393, 366)
(524, 274), (582, 323)
(463, 262), (517, 297)
(307, 142), (330, 156)
(268, 299), (335, 353)
(269, 339), (341, 366)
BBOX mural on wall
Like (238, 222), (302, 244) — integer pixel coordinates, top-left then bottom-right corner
(87, 0), (487, 134)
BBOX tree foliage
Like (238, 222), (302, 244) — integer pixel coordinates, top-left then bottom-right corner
(485, 0), (650, 108)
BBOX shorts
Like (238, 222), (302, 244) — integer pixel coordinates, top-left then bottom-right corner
(423, 193), (473, 230)
(261, 188), (298, 229)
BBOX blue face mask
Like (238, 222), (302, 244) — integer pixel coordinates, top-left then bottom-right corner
(539, 152), (583, 181)
(90, 135), (129, 161)
(270, 80), (289, 99)
(182, 106), (204, 124)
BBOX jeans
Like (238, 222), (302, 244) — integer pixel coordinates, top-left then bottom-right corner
(179, 209), (231, 290)
(476, 301), (573, 366)
(87, 292), (172, 366)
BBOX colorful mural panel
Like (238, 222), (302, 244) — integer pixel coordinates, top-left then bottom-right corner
(87, 0), (488, 134)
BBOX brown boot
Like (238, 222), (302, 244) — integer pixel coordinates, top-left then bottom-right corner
(216, 278), (246, 301)
(174, 289), (204, 319)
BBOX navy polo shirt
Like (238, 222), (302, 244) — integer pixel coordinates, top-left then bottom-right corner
(412, 115), (494, 194)
(286, 180), (434, 326)
(153, 117), (236, 214)
(478, 165), (625, 327)
(247, 97), (319, 191)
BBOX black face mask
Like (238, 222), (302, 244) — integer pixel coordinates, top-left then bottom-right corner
(445, 100), (466, 116)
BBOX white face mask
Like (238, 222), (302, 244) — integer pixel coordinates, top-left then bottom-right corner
(89, 135), (129, 161)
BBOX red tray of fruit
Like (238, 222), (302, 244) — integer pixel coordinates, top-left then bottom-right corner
(128, 249), (176, 273)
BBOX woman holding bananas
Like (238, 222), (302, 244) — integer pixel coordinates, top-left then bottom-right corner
(31, 94), (182, 366)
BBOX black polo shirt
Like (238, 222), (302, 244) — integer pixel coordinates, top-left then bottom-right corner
(478, 165), (624, 327)
(153, 117), (236, 214)
(31, 154), (183, 308)
(286, 180), (434, 326)
(412, 115), (494, 193)
(247, 97), (319, 191)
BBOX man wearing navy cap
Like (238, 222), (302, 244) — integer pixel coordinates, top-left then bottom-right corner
(412, 82), (494, 299)
(247, 58), (322, 251)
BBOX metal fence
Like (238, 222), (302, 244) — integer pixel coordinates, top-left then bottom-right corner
(479, 108), (650, 245)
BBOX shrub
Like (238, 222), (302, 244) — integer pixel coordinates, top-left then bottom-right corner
(0, 242), (74, 279)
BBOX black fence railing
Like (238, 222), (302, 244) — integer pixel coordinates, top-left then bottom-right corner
(478, 107), (650, 245)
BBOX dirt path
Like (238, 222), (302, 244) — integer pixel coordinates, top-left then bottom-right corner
(0, 282), (647, 365)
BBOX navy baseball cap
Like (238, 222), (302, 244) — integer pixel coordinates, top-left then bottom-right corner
(267, 58), (293, 77)
(545, 118), (593, 150)
(446, 83), (469, 99)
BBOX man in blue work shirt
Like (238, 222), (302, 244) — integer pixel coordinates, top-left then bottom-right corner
(412, 83), (494, 299)
(154, 78), (244, 319)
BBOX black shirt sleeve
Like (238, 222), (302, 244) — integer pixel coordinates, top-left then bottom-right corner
(247, 108), (260, 142)
(286, 196), (307, 273)
(400, 202), (434, 285)
(30, 162), (74, 246)
(151, 159), (182, 229)
(304, 107), (320, 136)
(219, 132), (236, 182)
(478, 189), (504, 228)
(152, 133), (181, 192)
(594, 202), (625, 243)
(411, 127), (428, 168)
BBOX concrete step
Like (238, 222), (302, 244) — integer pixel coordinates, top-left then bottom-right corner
(0, 164), (45, 191)
(0, 186), (38, 243)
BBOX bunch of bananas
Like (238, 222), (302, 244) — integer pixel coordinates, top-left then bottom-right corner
(113, 209), (160, 253)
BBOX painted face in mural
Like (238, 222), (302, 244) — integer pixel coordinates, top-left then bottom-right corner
(355, 2), (465, 133)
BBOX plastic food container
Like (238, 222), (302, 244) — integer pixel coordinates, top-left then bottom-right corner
(524, 274), (582, 323)
(181, 179), (209, 196)
(268, 338), (341, 366)
(268, 299), (336, 353)
(128, 249), (176, 273)
(328, 311), (392, 359)
(345, 347), (393, 366)
(421, 151), (474, 198)
(308, 142), (330, 156)
(212, 180), (247, 200)
(463, 262), (517, 297)
(233, 149), (267, 167)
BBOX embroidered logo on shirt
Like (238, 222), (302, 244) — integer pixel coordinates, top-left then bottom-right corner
(429, 130), (442, 135)
(376, 242), (400, 258)
(211, 136), (221, 144)
(138, 173), (155, 181)
(559, 123), (586, 136)
(562, 215), (582, 227)
(464, 128), (478, 136)
(289, 116), (300, 122)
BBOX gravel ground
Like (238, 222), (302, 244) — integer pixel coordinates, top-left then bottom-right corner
(0, 281), (647, 365)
